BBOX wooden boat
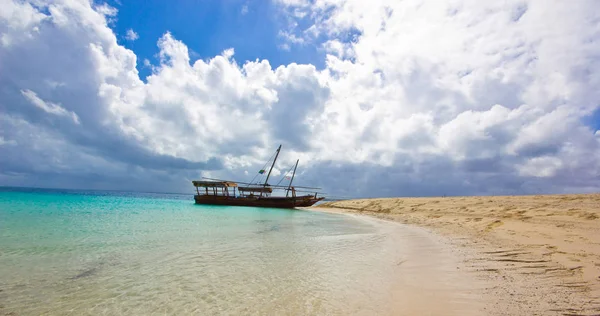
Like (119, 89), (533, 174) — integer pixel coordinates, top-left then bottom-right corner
(192, 145), (325, 208)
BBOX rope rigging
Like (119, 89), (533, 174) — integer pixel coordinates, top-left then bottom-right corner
(275, 164), (296, 187)
(247, 149), (278, 186)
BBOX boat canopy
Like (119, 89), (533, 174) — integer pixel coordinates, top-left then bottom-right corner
(238, 186), (273, 193)
(192, 180), (238, 188)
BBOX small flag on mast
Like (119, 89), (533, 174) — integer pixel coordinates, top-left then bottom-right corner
(258, 169), (265, 174)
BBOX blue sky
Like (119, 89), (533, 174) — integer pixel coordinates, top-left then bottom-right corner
(584, 107), (600, 132)
(1, 0), (599, 197)
(107, 0), (325, 80)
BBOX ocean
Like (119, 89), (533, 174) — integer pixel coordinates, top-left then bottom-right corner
(0, 187), (415, 315)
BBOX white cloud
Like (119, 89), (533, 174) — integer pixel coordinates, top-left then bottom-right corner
(20, 89), (80, 124)
(1, 0), (600, 196)
(278, 30), (304, 45)
(125, 28), (138, 41)
(94, 3), (117, 17)
(0, 0), (47, 47)
(241, 4), (249, 15)
(0, 136), (17, 146)
(518, 156), (563, 178)
(322, 40), (354, 59)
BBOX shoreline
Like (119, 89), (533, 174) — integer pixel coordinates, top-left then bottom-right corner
(303, 193), (600, 315)
(311, 209), (489, 315)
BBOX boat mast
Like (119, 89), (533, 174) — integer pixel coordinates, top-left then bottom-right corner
(286, 159), (299, 197)
(263, 144), (281, 187)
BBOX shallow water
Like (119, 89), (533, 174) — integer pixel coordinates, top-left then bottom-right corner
(0, 188), (484, 315)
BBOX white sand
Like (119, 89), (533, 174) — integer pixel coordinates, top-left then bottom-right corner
(307, 193), (600, 315)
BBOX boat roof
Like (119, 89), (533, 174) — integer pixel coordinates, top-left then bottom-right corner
(238, 186), (273, 193)
(192, 180), (238, 188)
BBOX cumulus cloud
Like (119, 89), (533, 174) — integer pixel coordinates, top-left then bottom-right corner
(0, 0), (47, 47)
(0, 0), (599, 197)
(276, 0), (600, 195)
(125, 28), (138, 41)
(0, 0), (221, 191)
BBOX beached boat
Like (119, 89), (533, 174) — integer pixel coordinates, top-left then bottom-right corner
(192, 145), (325, 208)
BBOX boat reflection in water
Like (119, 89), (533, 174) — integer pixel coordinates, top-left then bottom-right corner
(192, 145), (325, 208)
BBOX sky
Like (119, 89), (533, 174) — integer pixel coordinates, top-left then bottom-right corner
(1, 0), (599, 198)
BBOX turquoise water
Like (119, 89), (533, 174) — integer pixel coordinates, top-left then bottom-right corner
(0, 188), (409, 315)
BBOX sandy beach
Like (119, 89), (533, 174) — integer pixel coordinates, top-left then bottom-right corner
(309, 193), (600, 315)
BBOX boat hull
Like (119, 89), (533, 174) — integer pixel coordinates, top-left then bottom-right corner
(193, 195), (324, 208)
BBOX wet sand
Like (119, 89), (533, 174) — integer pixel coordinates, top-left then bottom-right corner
(307, 193), (600, 315)
(342, 214), (488, 316)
